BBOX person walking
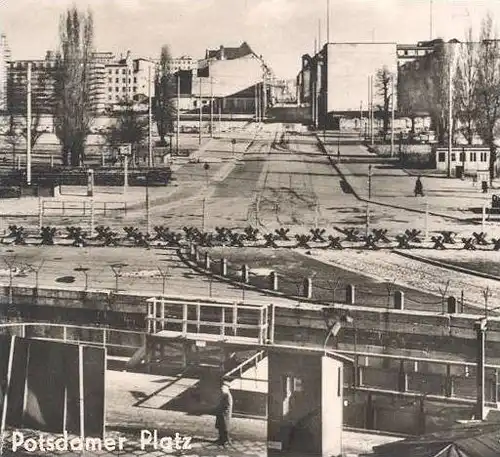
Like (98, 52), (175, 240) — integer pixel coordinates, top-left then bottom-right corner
(414, 176), (424, 197)
(215, 381), (233, 446)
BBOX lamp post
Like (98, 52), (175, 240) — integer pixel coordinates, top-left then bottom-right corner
(74, 266), (90, 291)
(110, 263), (128, 292)
(368, 164), (373, 200)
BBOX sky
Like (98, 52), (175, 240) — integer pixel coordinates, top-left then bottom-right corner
(2, 0), (500, 78)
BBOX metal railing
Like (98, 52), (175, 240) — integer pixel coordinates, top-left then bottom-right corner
(0, 322), (144, 355)
(42, 200), (127, 217)
(146, 297), (269, 344)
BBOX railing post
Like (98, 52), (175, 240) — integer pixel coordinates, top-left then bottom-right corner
(221, 307), (226, 337)
(269, 303), (275, 344)
(103, 328), (107, 347)
(398, 360), (408, 393)
(196, 303), (201, 333)
(63, 325), (67, 342)
(445, 363), (454, 398)
(241, 264), (249, 283)
(158, 299), (164, 331)
(220, 258), (227, 276)
(233, 302), (238, 336)
(492, 368), (499, 404)
(152, 299), (157, 334)
(204, 252), (211, 270)
(182, 303), (188, 336)
(269, 271), (278, 291)
(346, 284), (355, 305)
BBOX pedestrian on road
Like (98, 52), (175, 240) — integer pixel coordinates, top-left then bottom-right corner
(215, 381), (233, 446)
(414, 176), (424, 197)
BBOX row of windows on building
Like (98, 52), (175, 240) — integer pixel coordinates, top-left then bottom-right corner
(437, 151), (488, 162)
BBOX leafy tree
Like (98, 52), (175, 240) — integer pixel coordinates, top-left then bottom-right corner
(107, 102), (148, 164)
(154, 45), (176, 147)
(475, 14), (500, 182)
(53, 7), (94, 166)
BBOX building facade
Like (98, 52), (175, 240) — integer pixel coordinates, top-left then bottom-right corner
(298, 42), (398, 129)
(0, 34), (11, 111)
(166, 55), (197, 73)
(195, 42), (273, 115)
(103, 51), (156, 110)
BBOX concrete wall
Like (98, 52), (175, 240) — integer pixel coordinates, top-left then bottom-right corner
(326, 43), (398, 113)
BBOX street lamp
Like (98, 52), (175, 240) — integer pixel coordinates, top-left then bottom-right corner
(110, 263), (128, 292)
(74, 266), (90, 291)
(368, 164), (373, 200)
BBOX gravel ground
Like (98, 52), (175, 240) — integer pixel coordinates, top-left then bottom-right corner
(312, 249), (499, 314)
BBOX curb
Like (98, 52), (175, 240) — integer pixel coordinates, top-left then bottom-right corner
(315, 134), (478, 225)
(393, 249), (500, 283)
(176, 247), (330, 306)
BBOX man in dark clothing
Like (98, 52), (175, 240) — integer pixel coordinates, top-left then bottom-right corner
(414, 176), (424, 197)
(215, 381), (233, 446)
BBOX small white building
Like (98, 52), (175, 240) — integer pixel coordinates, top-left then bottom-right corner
(435, 147), (490, 177)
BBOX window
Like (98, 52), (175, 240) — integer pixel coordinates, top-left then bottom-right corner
(115, 87), (119, 92)
(134, 77), (137, 83)
(122, 87), (126, 91)
(451, 153), (456, 162)
(122, 69), (126, 74)
(470, 152), (477, 162)
(481, 152), (488, 162)
(108, 78), (112, 83)
(108, 69), (113, 74)
(115, 78), (119, 83)
(115, 69), (119, 74)
(108, 95), (112, 100)
(459, 152), (466, 162)
(108, 87), (112, 92)
(133, 87), (137, 92)
(438, 152), (446, 163)
(122, 78), (126, 83)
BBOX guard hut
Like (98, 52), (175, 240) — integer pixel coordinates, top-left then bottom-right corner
(267, 346), (350, 457)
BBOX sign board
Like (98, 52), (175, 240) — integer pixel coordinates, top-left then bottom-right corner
(267, 441), (283, 450)
(118, 144), (132, 156)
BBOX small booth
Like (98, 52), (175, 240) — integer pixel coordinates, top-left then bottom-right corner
(267, 346), (350, 457)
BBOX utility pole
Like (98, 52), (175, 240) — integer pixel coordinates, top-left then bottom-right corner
(176, 73), (180, 155)
(254, 84), (258, 122)
(148, 65), (153, 167)
(26, 62), (32, 186)
(262, 70), (267, 121)
(145, 172), (150, 236)
(391, 75), (395, 157)
(430, 0), (433, 40)
(327, 0), (330, 43)
(210, 76), (214, 138)
(198, 77), (202, 145)
(368, 164), (373, 200)
(360, 100), (363, 138)
(447, 59), (453, 178)
(218, 100), (222, 134)
(370, 75), (374, 146)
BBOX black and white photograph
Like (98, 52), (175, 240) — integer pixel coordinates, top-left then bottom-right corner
(3, 0), (500, 456)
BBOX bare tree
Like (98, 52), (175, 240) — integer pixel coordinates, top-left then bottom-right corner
(375, 66), (392, 140)
(454, 29), (479, 145)
(154, 45), (176, 147)
(475, 14), (500, 182)
(53, 7), (94, 166)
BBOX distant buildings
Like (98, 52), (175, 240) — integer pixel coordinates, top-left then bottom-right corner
(195, 42), (273, 115)
(298, 42), (398, 129)
(165, 55), (197, 73)
(103, 51), (156, 111)
(0, 34), (11, 111)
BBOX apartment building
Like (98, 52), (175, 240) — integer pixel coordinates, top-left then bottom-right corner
(0, 34), (11, 111)
(103, 51), (156, 109)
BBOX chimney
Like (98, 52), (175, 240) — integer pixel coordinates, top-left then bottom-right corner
(219, 45), (225, 60)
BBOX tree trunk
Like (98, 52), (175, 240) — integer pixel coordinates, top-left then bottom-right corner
(489, 142), (496, 184)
